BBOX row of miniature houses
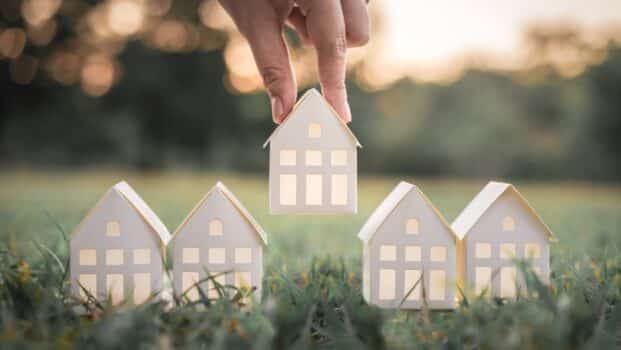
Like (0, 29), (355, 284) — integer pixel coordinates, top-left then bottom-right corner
(70, 180), (554, 309)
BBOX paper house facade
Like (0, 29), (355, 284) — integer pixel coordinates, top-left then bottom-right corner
(172, 182), (267, 302)
(358, 182), (457, 309)
(70, 181), (171, 305)
(263, 89), (361, 214)
(452, 181), (556, 298)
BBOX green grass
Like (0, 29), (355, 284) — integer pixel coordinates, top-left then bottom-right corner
(1, 171), (620, 349)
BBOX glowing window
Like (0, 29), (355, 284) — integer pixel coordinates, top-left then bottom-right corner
(133, 273), (151, 304)
(406, 219), (419, 234)
(430, 246), (447, 262)
(330, 150), (347, 166)
(182, 248), (199, 264)
(331, 174), (347, 205)
(475, 267), (492, 295)
(209, 219), (223, 236)
(475, 243), (491, 259)
(308, 122), (321, 138)
(79, 249), (97, 266)
(524, 243), (540, 259)
(235, 248), (252, 264)
(208, 248), (225, 264)
(500, 244), (516, 259)
(106, 221), (120, 236)
(500, 267), (517, 298)
(380, 245), (397, 261)
(404, 270), (421, 300)
(133, 249), (150, 265)
(379, 269), (395, 300)
(279, 174), (296, 205)
(306, 175), (323, 205)
(503, 216), (515, 231)
(234, 271), (252, 288)
(182, 272), (199, 301)
(105, 249), (123, 266)
(207, 274), (226, 299)
(106, 274), (124, 305)
(429, 270), (446, 300)
(78, 274), (97, 299)
(279, 150), (296, 166)
(305, 150), (322, 166)
(405, 245), (421, 262)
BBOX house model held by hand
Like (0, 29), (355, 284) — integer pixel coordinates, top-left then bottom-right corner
(70, 181), (171, 305)
(452, 181), (556, 298)
(358, 182), (457, 309)
(263, 89), (361, 214)
(172, 182), (267, 302)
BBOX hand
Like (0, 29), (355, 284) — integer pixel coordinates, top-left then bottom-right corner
(219, 0), (370, 124)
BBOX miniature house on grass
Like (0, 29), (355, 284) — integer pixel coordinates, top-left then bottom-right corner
(263, 89), (361, 214)
(172, 182), (267, 302)
(452, 181), (556, 298)
(70, 181), (171, 305)
(358, 182), (457, 309)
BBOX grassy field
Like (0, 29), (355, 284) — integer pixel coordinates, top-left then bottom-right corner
(0, 171), (620, 349)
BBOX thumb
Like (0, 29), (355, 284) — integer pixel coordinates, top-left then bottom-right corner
(245, 23), (297, 124)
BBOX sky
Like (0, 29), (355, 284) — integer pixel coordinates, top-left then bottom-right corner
(367, 0), (621, 83)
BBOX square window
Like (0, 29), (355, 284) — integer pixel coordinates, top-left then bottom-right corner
(133, 249), (150, 265)
(183, 248), (200, 264)
(235, 248), (252, 264)
(405, 245), (421, 262)
(106, 249), (123, 266)
(133, 273), (151, 304)
(78, 274), (97, 299)
(209, 219), (223, 236)
(524, 243), (540, 259)
(429, 270), (446, 300)
(330, 150), (347, 166)
(331, 174), (348, 205)
(379, 269), (395, 300)
(279, 150), (296, 166)
(406, 219), (419, 234)
(430, 246), (447, 262)
(500, 267), (517, 298)
(207, 274), (226, 299)
(106, 221), (120, 236)
(305, 150), (322, 166)
(234, 271), (252, 288)
(106, 274), (124, 305)
(379, 245), (397, 261)
(503, 216), (515, 231)
(208, 248), (226, 264)
(306, 175), (323, 205)
(475, 243), (491, 259)
(404, 270), (421, 300)
(79, 249), (97, 266)
(279, 174), (297, 205)
(182, 272), (199, 301)
(500, 243), (516, 259)
(475, 266), (492, 295)
(308, 123), (321, 138)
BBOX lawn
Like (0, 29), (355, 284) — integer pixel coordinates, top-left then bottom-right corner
(0, 171), (620, 349)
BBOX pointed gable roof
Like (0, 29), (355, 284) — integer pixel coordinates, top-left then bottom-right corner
(263, 88), (361, 148)
(451, 181), (556, 241)
(358, 181), (457, 243)
(173, 182), (267, 245)
(71, 181), (171, 245)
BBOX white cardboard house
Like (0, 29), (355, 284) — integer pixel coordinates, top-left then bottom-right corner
(263, 88), (361, 214)
(358, 182), (457, 309)
(452, 181), (556, 298)
(70, 181), (171, 305)
(172, 182), (267, 302)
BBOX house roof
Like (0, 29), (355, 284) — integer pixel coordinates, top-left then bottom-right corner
(173, 182), (267, 245)
(357, 181), (457, 243)
(263, 88), (362, 148)
(71, 181), (171, 245)
(451, 181), (557, 241)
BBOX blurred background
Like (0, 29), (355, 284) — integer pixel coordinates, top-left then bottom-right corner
(0, 0), (620, 180)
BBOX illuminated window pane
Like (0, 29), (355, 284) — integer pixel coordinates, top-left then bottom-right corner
(500, 267), (517, 298)
(406, 219), (419, 234)
(380, 245), (396, 261)
(475, 267), (491, 295)
(209, 219), (223, 235)
(279, 174), (296, 205)
(79, 249), (97, 266)
(106, 274), (124, 305)
(503, 216), (515, 231)
(133, 273), (151, 304)
(208, 248), (225, 264)
(331, 174), (347, 205)
(475, 243), (491, 259)
(106, 249), (123, 266)
(106, 221), (120, 236)
(235, 248), (252, 264)
(330, 150), (347, 166)
(379, 269), (395, 300)
(429, 270), (446, 300)
(78, 274), (97, 299)
(182, 272), (199, 301)
(430, 246), (447, 262)
(306, 175), (322, 205)
(524, 243), (540, 259)
(207, 274), (226, 299)
(234, 271), (252, 288)
(133, 249), (150, 265)
(305, 150), (322, 166)
(182, 248), (199, 264)
(308, 122), (321, 138)
(404, 270), (421, 300)
(405, 245), (421, 262)
(500, 243), (516, 259)
(279, 150), (296, 166)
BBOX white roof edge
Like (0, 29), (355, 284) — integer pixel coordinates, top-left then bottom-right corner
(357, 181), (414, 242)
(114, 181), (172, 245)
(263, 88), (362, 149)
(172, 182), (268, 245)
(451, 181), (556, 241)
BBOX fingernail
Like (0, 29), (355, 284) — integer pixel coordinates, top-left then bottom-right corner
(271, 96), (283, 123)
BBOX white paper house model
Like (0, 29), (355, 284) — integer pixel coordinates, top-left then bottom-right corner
(263, 89), (361, 214)
(358, 182), (457, 309)
(70, 181), (171, 305)
(452, 181), (556, 298)
(172, 182), (267, 302)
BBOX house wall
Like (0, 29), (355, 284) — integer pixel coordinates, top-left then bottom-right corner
(172, 190), (263, 301)
(268, 94), (357, 214)
(367, 189), (456, 309)
(463, 190), (550, 297)
(70, 189), (164, 303)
